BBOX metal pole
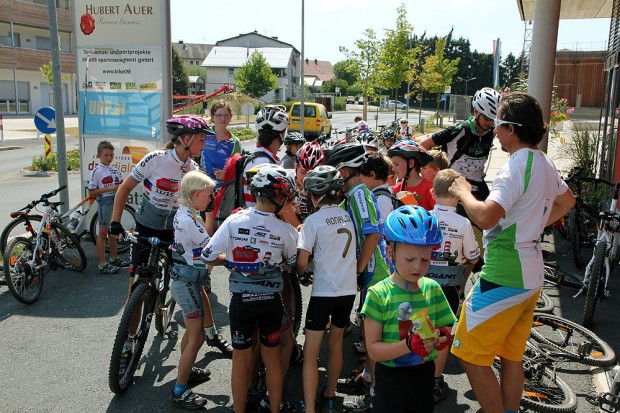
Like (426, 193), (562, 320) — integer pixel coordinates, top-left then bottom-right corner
(300, 0), (305, 137)
(48, 0), (69, 214)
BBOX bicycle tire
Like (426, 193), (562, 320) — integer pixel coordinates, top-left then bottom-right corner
(291, 272), (303, 338)
(536, 290), (554, 313)
(0, 215), (42, 253)
(530, 313), (616, 367)
(155, 252), (174, 334)
(109, 282), (155, 394)
(51, 222), (87, 272)
(568, 209), (584, 269)
(90, 204), (136, 254)
(3, 237), (44, 304)
(583, 240), (606, 329)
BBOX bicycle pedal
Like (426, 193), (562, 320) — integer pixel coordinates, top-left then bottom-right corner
(577, 341), (594, 358)
(167, 331), (178, 338)
(598, 392), (620, 412)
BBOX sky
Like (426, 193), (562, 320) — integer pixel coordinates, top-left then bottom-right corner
(171, 0), (611, 64)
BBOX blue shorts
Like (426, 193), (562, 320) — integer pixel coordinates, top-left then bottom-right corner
(97, 196), (114, 227)
(170, 279), (204, 320)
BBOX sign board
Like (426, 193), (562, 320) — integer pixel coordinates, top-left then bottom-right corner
(441, 94), (447, 102)
(34, 107), (56, 134)
(241, 102), (255, 116)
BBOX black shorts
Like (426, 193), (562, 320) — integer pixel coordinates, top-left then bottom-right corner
(229, 292), (284, 350)
(441, 285), (460, 316)
(304, 295), (356, 331)
(374, 361), (435, 413)
(129, 222), (173, 277)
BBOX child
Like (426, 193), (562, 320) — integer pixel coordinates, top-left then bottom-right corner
(360, 152), (396, 227)
(280, 132), (305, 169)
(325, 143), (391, 410)
(379, 130), (397, 155)
(398, 118), (415, 139)
(297, 165), (357, 413)
(354, 116), (369, 133)
(88, 141), (128, 274)
(169, 170), (216, 410)
(362, 205), (457, 412)
(202, 164), (298, 413)
(420, 150), (449, 183)
(388, 140), (435, 211)
(428, 169), (480, 402)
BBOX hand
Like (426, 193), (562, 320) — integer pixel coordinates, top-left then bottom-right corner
(299, 271), (313, 286)
(434, 327), (452, 352)
(448, 176), (472, 199)
(406, 333), (436, 357)
(109, 221), (125, 238)
(214, 168), (224, 180)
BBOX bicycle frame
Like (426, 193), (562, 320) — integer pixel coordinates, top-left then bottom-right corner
(60, 196), (95, 237)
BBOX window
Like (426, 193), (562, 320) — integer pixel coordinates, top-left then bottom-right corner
(36, 36), (51, 51)
(189, 61), (194, 65)
(228, 68), (235, 76)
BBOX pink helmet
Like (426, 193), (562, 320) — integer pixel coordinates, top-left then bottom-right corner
(296, 141), (325, 172)
(165, 115), (213, 138)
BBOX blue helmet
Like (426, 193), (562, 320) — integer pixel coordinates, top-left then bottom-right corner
(384, 205), (443, 247)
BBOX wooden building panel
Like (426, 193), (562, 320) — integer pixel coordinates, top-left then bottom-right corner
(0, 0), (73, 32)
(9, 48), (75, 72)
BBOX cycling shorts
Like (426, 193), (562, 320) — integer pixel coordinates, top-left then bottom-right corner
(229, 292), (284, 350)
(170, 279), (204, 320)
(305, 295), (356, 331)
(97, 197), (114, 227)
(129, 222), (173, 278)
(373, 361), (434, 412)
(451, 278), (540, 366)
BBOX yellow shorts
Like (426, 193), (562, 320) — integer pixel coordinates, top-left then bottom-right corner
(451, 278), (540, 366)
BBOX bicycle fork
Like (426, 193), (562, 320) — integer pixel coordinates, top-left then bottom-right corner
(577, 239), (612, 299)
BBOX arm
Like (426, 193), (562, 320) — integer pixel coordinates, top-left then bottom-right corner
(364, 317), (410, 362)
(545, 188), (576, 227)
(449, 176), (505, 230)
(111, 178), (138, 222)
(88, 185), (119, 198)
(205, 253), (227, 266)
(296, 249), (310, 275)
(418, 134), (436, 150)
(357, 232), (380, 273)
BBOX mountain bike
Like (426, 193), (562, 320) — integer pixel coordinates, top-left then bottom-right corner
(108, 232), (176, 394)
(2, 186), (87, 304)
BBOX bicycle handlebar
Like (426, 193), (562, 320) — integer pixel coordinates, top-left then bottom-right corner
(124, 231), (172, 249)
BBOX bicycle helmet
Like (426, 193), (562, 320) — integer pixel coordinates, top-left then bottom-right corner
(165, 115), (214, 138)
(387, 140), (432, 165)
(297, 141), (325, 172)
(325, 143), (368, 170)
(382, 129), (397, 141)
(284, 132), (305, 146)
(303, 165), (344, 196)
(256, 105), (290, 132)
(358, 132), (374, 144)
(399, 117), (408, 124)
(250, 164), (297, 201)
(384, 205), (443, 247)
(472, 87), (501, 119)
(363, 137), (379, 150)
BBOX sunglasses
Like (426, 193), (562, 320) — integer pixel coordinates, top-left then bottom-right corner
(493, 119), (522, 128)
(213, 114), (232, 119)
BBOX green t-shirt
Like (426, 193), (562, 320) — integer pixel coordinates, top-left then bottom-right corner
(362, 276), (457, 367)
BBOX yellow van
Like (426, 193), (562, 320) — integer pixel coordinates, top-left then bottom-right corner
(288, 102), (332, 139)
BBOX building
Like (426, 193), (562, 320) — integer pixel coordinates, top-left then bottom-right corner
(172, 40), (212, 95)
(555, 50), (606, 108)
(0, 0), (76, 114)
(302, 58), (335, 90)
(202, 31), (301, 103)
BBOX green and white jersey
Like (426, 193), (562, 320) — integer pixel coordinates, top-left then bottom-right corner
(482, 148), (569, 289)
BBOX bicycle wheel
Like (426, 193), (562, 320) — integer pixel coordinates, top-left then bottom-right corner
(90, 204), (136, 254)
(50, 222), (87, 272)
(536, 290), (554, 313)
(530, 313), (616, 367)
(0, 215), (42, 253)
(583, 240), (605, 329)
(568, 209), (585, 269)
(3, 237), (44, 304)
(109, 282), (155, 394)
(290, 272), (303, 337)
(155, 253), (175, 334)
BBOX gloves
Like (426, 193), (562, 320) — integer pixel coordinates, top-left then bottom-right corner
(298, 271), (313, 286)
(435, 327), (452, 352)
(405, 333), (430, 357)
(109, 221), (125, 236)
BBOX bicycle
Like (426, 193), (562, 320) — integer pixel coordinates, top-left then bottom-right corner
(2, 186), (87, 304)
(599, 365), (620, 412)
(108, 231), (176, 394)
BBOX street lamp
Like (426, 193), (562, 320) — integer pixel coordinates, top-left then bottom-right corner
(457, 76), (476, 96)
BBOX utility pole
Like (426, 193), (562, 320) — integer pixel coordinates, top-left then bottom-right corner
(300, 0), (305, 137)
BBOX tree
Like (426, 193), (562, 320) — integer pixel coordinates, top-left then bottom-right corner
(420, 37), (460, 114)
(40, 61), (70, 85)
(499, 52), (522, 89)
(322, 78), (349, 94)
(172, 46), (190, 95)
(333, 60), (357, 86)
(234, 50), (278, 99)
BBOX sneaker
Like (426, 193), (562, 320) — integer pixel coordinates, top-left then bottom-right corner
(118, 343), (132, 377)
(290, 343), (304, 365)
(109, 257), (130, 268)
(343, 393), (372, 412)
(99, 262), (120, 274)
(187, 366), (211, 386)
(170, 388), (208, 410)
(337, 373), (370, 395)
(351, 341), (366, 355)
(434, 376), (446, 403)
(205, 334), (233, 356)
(319, 389), (336, 413)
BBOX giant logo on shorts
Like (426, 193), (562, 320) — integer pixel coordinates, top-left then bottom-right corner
(232, 246), (260, 262)
(156, 178), (179, 192)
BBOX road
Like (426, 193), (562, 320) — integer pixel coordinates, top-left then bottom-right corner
(0, 112), (617, 412)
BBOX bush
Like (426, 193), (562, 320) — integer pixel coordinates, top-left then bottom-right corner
(233, 128), (257, 141)
(30, 149), (81, 172)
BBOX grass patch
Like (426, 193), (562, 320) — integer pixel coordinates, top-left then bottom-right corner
(30, 148), (81, 171)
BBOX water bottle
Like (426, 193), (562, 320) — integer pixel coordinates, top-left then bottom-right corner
(67, 210), (82, 231)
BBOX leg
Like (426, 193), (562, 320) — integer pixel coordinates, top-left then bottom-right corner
(96, 225), (108, 265)
(232, 348), (253, 413)
(459, 358), (503, 413)
(326, 326), (345, 397)
(303, 329), (324, 413)
(261, 344), (283, 413)
(278, 326), (294, 376)
(499, 357), (524, 412)
(177, 317), (205, 384)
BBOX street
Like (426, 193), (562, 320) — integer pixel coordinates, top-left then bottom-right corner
(0, 113), (618, 412)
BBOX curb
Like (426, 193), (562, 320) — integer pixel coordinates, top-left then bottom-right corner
(0, 145), (23, 151)
(20, 166), (49, 177)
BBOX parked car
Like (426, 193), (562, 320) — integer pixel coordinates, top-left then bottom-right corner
(346, 96), (355, 104)
(388, 100), (408, 110)
(358, 97), (364, 104)
(288, 102), (332, 139)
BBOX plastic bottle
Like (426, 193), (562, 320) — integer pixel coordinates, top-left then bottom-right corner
(67, 210), (83, 231)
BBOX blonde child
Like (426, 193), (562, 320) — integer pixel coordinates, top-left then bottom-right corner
(420, 150), (449, 183)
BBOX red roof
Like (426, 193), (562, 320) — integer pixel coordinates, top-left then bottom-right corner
(303, 59), (335, 81)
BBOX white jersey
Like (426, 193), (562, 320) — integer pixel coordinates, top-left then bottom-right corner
(356, 120), (369, 132)
(298, 205), (358, 297)
(202, 207), (298, 294)
(172, 206), (210, 268)
(88, 163), (123, 202)
(129, 149), (198, 230)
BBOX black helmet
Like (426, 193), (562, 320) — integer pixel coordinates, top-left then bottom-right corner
(303, 165), (344, 195)
(284, 132), (305, 146)
(325, 143), (368, 170)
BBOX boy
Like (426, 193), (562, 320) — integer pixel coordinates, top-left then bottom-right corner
(388, 140), (435, 211)
(297, 165), (357, 413)
(280, 132), (305, 169)
(88, 141), (128, 274)
(363, 205), (456, 412)
(360, 152), (396, 227)
(398, 118), (415, 139)
(428, 169), (480, 402)
(202, 164), (298, 413)
(325, 143), (391, 411)
(420, 150), (449, 183)
(354, 116), (369, 133)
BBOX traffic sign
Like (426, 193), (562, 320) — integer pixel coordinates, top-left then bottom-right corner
(241, 102), (255, 116)
(45, 135), (52, 158)
(34, 107), (56, 134)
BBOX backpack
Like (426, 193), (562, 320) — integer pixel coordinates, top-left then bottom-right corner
(373, 186), (404, 211)
(213, 150), (272, 229)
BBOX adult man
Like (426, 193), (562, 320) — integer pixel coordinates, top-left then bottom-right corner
(419, 87), (501, 201)
(448, 92), (575, 413)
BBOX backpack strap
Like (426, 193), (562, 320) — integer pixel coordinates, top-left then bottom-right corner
(235, 151), (274, 209)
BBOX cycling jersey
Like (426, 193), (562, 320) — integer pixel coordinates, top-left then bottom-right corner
(172, 205), (210, 268)
(356, 120), (369, 132)
(279, 153), (297, 170)
(202, 207), (298, 294)
(200, 131), (241, 188)
(393, 179), (435, 211)
(130, 149), (198, 230)
(88, 163), (123, 202)
(431, 117), (494, 185)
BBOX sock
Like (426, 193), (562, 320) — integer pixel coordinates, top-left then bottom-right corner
(505, 411), (518, 413)
(173, 382), (188, 397)
(361, 369), (372, 383)
(205, 325), (217, 339)
(369, 385), (375, 397)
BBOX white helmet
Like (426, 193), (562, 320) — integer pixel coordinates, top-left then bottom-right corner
(256, 105), (290, 132)
(472, 87), (501, 119)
